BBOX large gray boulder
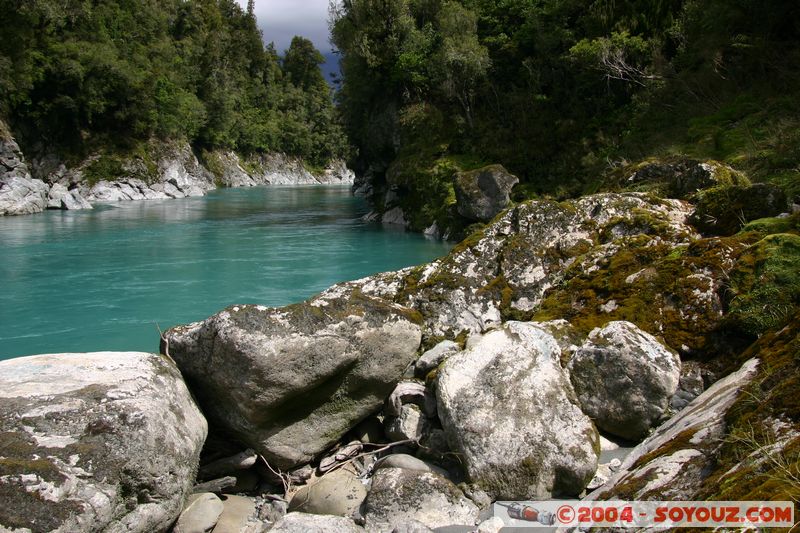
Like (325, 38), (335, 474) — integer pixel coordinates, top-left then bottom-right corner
(568, 321), (681, 441)
(0, 121), (49, 216)
(436, 322), (600, 500)
(453, 164), (518, 222)
(363, 467), (479, 531)
(0, 352), (208, 533)
(587, 358), (759, 501)
(164, 292), (422, 470)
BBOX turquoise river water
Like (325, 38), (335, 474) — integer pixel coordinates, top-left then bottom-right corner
(0, 186), (451, 360)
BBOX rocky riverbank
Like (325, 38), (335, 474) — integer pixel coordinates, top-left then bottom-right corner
(1, 162), (798, 531)
(0, 121), (354, 217)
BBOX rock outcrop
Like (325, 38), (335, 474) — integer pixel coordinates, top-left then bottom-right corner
(691, 182), (788, 235)
(436, 322), (599, 500)
(209, 151), (354, 187)
(397, 193), (695, 341)
(0, 120), (49, 216)
(0, 352), (207, 532)
(568, 321), (681, 441)
(46, 183), (93, 211)
(453, 164), (518, 222)
(2, 126), (355, 216)
(587, 358), (759, 501)
(610, 158), (750, 199)
(163, 292), (422, 470)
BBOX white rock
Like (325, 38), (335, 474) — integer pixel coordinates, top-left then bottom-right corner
(0, 352), (207, 532)
(436, 322), (599, 499)
(269, 512), (364, 532)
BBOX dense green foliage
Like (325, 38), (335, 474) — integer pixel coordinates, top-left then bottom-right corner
(331, 0), (800, 203)
(0, 0), (348, 165)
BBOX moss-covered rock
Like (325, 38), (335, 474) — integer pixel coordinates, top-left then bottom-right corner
(535, 233), (755, 357)
(740, 212), (800, 237)
(697, 314), (800, 504)
(602, 157), (750, 199)
(690, 182), (788, 236)
(725, 233), (800, 336)
(163, 290), (422, 470)
(396, 193), (697, 345)
(587, 358), (760, 501)
(452, 164), (519, 222)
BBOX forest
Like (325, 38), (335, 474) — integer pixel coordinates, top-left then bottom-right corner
(330, 0), (800, 230)
(0, 0), (349, 167)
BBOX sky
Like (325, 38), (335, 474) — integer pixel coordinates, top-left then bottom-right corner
(235, 0), (334, 54)
(235, 0), (339, 81)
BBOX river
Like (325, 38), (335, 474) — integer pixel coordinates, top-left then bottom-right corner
(0, 186), (451, 360)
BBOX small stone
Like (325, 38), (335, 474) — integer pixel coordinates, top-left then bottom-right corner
(415, 341), (460, 378)
(373, 454), (449, 478)
(213, 495), (256, 533)
(385, 404), (426, 442)
(173, 493), (224, 533)
(269, 512), (364, 532)
(288, 469), (366, 518)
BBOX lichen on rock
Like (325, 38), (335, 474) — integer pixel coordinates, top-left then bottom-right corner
(163, 290), (422, 470)
(436, 322), (599, 500)
(0, 352), (207, 533)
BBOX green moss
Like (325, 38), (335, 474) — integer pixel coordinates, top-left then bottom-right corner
(0, 457), (64, 481)
(200, 150), (226, 182)
(631, 428), (700, 470)
(740, 213), (800, 237)
(691, 183), (788, 236)
(597, 470), (659, 501)
(535, 233), (756, 356)
(725, 234), (800, 336)
(83, 155), (127, 186)
(599, 157), (750, 199)
(695, 314), (800, 504)
(384, 148), (491, 234)
(449, 225), (488, 257)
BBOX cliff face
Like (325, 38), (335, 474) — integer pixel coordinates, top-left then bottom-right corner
(0, 127), (355, 217)
(0, 120), (49, 216)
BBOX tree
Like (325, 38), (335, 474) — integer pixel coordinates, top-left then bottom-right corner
(434, 1), (489, 129)
(282, 36), (326, 92)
